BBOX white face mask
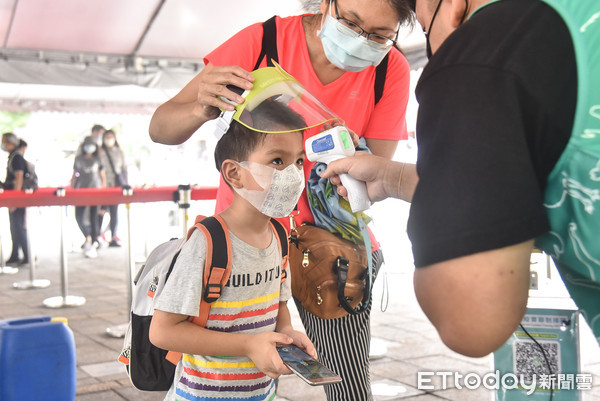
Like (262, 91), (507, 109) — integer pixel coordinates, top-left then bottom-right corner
(104, 138), (116, 147)
(318, 14), (391, 72)
(233, 161), (305, 218)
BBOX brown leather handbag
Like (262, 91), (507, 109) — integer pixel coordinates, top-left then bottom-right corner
(288, 222), (372, 320)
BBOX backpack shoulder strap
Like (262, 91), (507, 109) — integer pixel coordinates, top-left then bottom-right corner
(165, 215), (232, 365)
(268, 218), (289, 283)
(253, 16), (278, 70)
(189, 215), (232, 326)
(374, 53), (389, 106)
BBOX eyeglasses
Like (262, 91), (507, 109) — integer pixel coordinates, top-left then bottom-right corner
(331, 0), (399, 48)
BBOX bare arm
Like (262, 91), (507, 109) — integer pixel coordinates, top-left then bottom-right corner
(365, 138), (399, 160)
(149, 309), (294, 379)
(13, 171), (24, 191)
(99, 170), (107, 188)
(413, 240), (533, 357)
(149, 63), (255, 145)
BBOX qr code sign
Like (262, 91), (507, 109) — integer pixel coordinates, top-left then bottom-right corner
(513, 340), (561, 383)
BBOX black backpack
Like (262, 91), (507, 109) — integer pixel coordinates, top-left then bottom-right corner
(7, 152), (38, 191)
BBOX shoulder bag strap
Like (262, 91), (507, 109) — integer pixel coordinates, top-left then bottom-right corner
(103, 146), (120, 177)
(337, 218), (373, 315)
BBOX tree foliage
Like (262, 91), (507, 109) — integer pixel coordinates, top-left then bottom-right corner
(0, 112), (30, 134)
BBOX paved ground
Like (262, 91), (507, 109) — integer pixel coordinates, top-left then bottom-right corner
(1, 202), (600, 401)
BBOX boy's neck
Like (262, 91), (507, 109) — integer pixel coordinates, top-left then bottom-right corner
(219, 197), (274, 249)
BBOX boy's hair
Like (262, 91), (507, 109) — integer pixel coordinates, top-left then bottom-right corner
(214, 100), (307, 172)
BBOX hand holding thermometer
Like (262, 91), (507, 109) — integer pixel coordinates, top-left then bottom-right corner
(305, 126), (372, 212)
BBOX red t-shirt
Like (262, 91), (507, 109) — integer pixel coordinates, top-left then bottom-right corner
(206, 15), (411, 237)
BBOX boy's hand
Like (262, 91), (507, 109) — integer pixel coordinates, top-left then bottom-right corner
(246, 332), (293, 379)
(279, 328), (317, 360)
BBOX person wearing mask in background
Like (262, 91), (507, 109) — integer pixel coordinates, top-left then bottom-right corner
(320, 0), (600, 356)
(1, 132), (29, 267)
(89, 124), (105, 146)
(98, 129), (127, 247)
(149, 1), (414, 399)
(71, 136), (106, 259)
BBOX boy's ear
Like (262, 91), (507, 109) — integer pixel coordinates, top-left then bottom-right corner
(221, 160), (244, 189)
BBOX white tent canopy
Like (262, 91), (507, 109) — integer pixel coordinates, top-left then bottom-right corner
(0, 0), (425, 114)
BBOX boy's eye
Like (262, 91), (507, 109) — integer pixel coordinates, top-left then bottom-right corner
(296, 158), (304, 167)
(271, 158), (283, 166)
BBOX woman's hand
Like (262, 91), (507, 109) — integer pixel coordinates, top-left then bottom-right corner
(321, 121), (360, 148)
(149, 63), (254, 144)
(192, 63), (254, 121)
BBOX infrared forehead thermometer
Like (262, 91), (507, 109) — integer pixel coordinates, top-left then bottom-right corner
(306, 126), (372, 213)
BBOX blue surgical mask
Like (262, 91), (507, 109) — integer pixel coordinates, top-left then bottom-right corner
(319, 14), (390, 72)
(83, 145), (96, 154)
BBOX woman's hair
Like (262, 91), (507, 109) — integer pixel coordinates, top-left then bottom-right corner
(389, 0), (416, 27)
(304, 0), (415, 27)
(2, 132), (19, 146)
(102, 129), (120, 149)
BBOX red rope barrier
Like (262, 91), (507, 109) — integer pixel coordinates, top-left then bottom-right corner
(0, 186), (218, 208)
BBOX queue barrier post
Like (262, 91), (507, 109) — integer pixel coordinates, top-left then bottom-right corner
(43, 188), (86, 308)
(13, 205), (51, 290)
(177, 184), (191, 237)
(106, 185), (134, 338)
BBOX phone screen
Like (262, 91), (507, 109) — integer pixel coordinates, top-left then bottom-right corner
(276, 345), (342, 386)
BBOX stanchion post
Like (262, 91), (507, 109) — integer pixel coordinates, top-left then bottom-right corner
(177, 184), (191, 237)
(43, 188), (86, 308)
(13, 206), (51, 289)
(106, 185), (134, 338)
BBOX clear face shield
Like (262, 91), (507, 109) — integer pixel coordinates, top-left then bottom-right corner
(214, 62), (342, 138)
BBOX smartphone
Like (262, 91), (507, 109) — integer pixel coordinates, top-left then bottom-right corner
(276, 344), (342, 386)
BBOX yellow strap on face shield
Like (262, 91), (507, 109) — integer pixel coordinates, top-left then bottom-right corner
(227, 62), (341, 134)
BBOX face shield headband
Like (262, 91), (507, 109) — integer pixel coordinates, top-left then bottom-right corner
(214, 62), (342, 139)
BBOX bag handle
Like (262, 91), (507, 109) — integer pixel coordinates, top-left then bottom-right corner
(336, 218), (373, 315)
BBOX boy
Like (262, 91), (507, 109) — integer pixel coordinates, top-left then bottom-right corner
(149, 98), (316, 400)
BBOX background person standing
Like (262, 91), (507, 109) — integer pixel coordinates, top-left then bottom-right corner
(1, 132), (29, 267)
(71, 136), (106, 258)
(98, 129), (127, 247)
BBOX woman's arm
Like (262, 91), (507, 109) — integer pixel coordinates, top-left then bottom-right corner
(365, 138), (399, 160)
(99, 170), (107, 188)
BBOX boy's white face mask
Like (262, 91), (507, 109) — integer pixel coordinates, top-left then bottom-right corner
(233, 161), (305, 218)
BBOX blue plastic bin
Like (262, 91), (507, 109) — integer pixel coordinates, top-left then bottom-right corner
(0, 316), (76, 401)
